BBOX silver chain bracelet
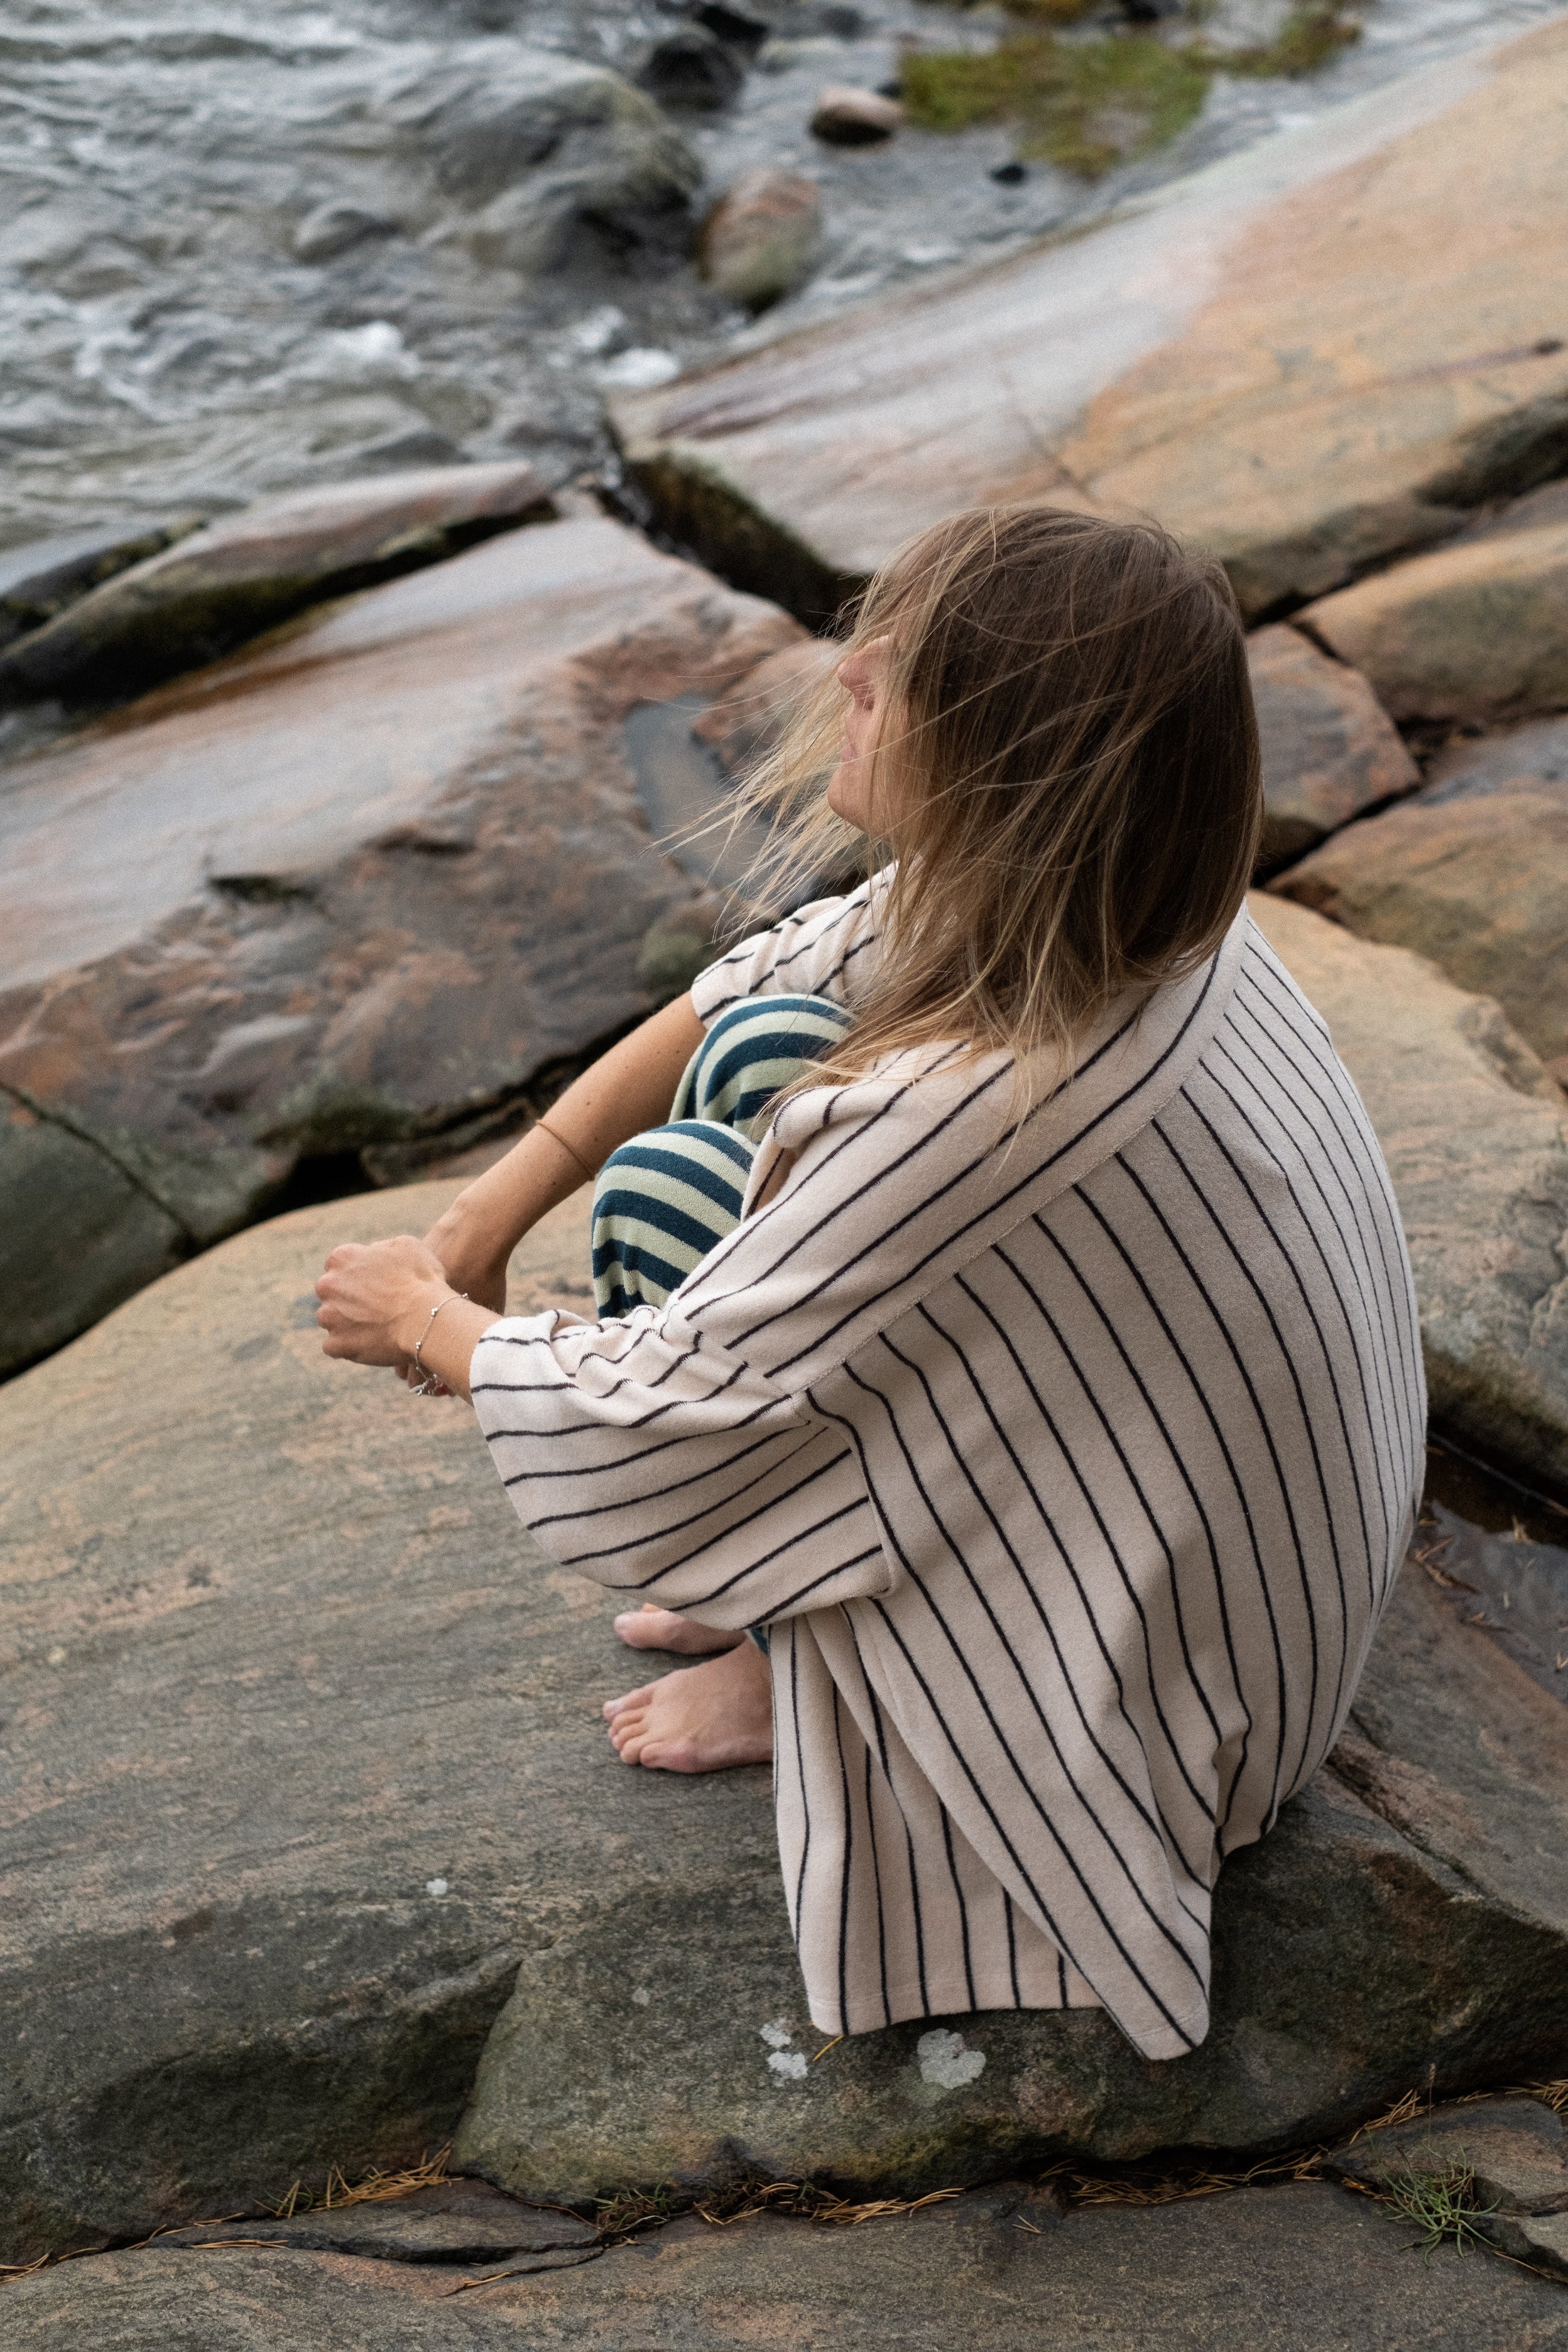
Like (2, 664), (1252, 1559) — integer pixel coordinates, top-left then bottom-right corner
(410, 1291), (469, 1396)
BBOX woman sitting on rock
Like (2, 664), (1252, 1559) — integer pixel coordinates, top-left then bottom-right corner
(316, 506), (1424, 2061)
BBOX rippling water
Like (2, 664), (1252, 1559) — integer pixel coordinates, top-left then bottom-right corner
(1, 0), (1562, 549)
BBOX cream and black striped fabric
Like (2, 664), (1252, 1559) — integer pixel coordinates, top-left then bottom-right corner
(471, 876), (1425, 2058)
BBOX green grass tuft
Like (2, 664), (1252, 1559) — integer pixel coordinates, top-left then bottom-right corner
(901, 3), (1360, 178)
(901, 33), (1212, 178)
(1379, 2155), (1501, 2260)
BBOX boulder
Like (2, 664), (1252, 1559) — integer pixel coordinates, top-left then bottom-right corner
(9, 2180), (1568, 2348)
(697, 169), (824, 311)
(1270, 779), (1568, 1071)
(1249, 893), (1568, 1489)
(1423, 709), (1568, 803)
(293, 202), (400, 265)
(1248, 624), (1418, 870)
(0, 464), (554, 707)
(407, 48), (703, 275)
(0, 517), (204, 653)
(810, 85), (905, 144)
(1299, 482), (1568, 724)
(638, 27), (746, 112)
(6, 1182), (1566, 2265)
(609, 21), (1568, 623)
(0, 514), (805, 1377)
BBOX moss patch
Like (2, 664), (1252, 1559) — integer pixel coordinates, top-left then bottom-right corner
(902, 5), (1359, 178)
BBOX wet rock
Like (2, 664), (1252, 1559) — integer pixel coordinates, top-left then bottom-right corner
(1248, 624), (1418, 870)
(410, 48), (703, 275)
(5, 1178), (1567, 2260)
(810, 84), (904, 143)
(0, 515), (804, 1377)
(0, 516), (204, 652)
(611, 23), (1568, 623)
(293, 202), (400, 264)
(1299, 482), (1568, 724)
(0, 464), (555, 706)
(10, 2182), (1568, 2349)
(1250, 893), (1568, 1489)
(1270, 776), (1568, 1070)
(697, 169), (823, 310)
(690, 0), (773, 53)
(0, 1087), (189, 1375)
(157, 2178), (598, 2263)
(638, 27), (746, 112)
(1324, 2094), (1568, 2213)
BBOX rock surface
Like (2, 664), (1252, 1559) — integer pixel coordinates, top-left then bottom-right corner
(1300, 482), (1568, 724)
(6, 1181), (1567, 2263)
(0, 465), (554, 706)
(698, 170), (824, 311)
(0, 514), (803, 1377)
(0, 518), (203, 653)
(611, 23), (1568, 622)
(9, 2181), (1568, 2348)
(1250, 894), (1568, 1489)
(1248, 624), (1418, 870)
(425, 48), (702, 278)
(156, 2179), (598, 2265)
(639, 26), (746, 112)
(1324, 2094), (1568, 2213)
(1270, 778), (1568, 1070)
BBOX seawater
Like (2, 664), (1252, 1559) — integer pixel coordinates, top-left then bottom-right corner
(1, 0), (1564, 549)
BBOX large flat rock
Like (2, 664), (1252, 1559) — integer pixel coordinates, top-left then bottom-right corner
(9, 2181), (1568, 2349)
(6, 1169), (1566, 2263)
(0, 466), (553, 705)
(0, 514), (803, 1376)
(610, 22), (1568, 623)
(1251, 894), (1568, 1486)
(1271, 773), (1568, 1073)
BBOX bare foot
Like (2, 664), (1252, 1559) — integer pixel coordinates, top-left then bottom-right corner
(603, 1638), (773, 1773)
(614, 1601), (744, 1657)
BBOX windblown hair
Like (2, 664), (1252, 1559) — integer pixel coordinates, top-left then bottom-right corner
(732, 504), (1262, 1114)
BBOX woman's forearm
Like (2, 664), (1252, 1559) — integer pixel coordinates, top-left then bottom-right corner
(423, 991), (707, 1303)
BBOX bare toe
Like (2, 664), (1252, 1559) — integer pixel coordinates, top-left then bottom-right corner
(613, 1604), (744, 1657)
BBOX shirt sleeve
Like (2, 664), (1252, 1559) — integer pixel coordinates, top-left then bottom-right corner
(690, 868), (886, 1026)
(469, 1303), (892, 1629)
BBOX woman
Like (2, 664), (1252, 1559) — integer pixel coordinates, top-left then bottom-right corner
(317, 507), (1424, 2062)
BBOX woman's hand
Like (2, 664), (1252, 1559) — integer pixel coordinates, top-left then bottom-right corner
(316, 1235), (452, 1370)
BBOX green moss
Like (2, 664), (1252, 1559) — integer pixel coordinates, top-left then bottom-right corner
(901, 3), (1360, 178)
(901, 33), (1211, 178)
(1216, 0), (1361, 76)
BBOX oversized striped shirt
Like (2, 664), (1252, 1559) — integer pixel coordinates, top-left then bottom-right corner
(470, 877), (1425, 2059)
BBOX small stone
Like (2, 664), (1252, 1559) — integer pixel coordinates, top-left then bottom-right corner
(990, 160), (1028, 183)
(596, 347), (682, 389)
(698, 169), (823, 311)
(690, 0), (771, 53)
(638, 26), (745, 111)
(810, 85), (904, 145)
(292, 204), (398, 265)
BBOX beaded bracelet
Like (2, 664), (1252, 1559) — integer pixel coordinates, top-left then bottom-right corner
(410, 1291), (469, 1398)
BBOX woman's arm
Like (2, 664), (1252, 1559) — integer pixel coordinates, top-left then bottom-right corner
(422, 990), (705, 1310)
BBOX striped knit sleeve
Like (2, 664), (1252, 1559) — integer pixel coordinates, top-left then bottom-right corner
(469, 1304), (894, 1630)
(690, 869), (885, 1024)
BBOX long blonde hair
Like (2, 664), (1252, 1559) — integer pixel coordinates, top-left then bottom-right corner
(733, 504), (1262, 1109)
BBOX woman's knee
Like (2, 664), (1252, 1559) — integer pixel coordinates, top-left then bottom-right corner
(673, 994), (851, 1133)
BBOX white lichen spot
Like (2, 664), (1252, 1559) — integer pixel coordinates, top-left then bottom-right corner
(768, 2049), (809, 2081)
(46, 1647), (66, 1665)
(632, 1987), (651, 2006)
(760, 2021), (794, 2049)
(916, 2028), (986, 2090)
(425, 1877), (449, 1898)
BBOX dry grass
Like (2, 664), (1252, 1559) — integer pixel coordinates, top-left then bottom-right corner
(264, 2143), (454, 2219)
